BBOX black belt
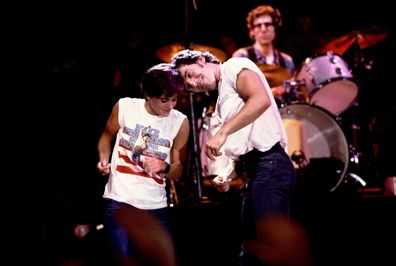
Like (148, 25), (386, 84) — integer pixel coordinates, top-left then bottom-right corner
(239, 142), (282, 160)
(235, 142), (282, 176)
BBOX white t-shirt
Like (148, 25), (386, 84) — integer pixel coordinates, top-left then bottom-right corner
(103, 98), (187, 209)
(216, 57), (288, 160)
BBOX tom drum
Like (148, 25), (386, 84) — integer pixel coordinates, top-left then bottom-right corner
(295, 52), (358, 116)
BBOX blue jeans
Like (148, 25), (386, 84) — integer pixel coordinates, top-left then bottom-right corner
(238, 143), (296, 265)
(103, 199), (171, 261)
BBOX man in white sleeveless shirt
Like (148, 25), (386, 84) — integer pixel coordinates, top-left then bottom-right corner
(172, 49), (296, 266)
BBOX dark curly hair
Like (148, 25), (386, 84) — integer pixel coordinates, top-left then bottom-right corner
(171, 49), (221, 69)
(140, 63), (185, 99)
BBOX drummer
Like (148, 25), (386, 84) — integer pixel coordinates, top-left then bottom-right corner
(232, 5), (296, 105)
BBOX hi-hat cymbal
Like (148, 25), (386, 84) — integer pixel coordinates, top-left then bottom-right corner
(156, 42), (228, 63)
(322, 27), (388, 55)
(258, 64), (292, 88)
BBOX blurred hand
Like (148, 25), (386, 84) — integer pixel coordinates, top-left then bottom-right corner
(143, 157), (163, 175)
(211, 176), (232, 192)
(205, 133), (227, 160)
(115, 206), (177, 266)
(271, 85), (286, 97)
(97, 160), (110, 176)
(244, 216), (313, 266)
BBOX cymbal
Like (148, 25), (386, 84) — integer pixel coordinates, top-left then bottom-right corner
(258, 64), (292, 87)
(156, 42), (228, 63)
(322, 27), (388, 55)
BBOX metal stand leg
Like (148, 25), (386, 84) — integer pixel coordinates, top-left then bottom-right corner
(189, 92), (203, 199)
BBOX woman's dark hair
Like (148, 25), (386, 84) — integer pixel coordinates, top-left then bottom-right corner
(140, 63), (185, 99)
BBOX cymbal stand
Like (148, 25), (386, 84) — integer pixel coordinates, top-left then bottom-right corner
(341, 41), (368, 189)
(345, 102), (366, 187)
(352, 36), (373, 71)
(283, 80), (306, 105)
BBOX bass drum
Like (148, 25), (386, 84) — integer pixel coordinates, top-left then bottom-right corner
(295, 52), (358, 116)
(279, 103), (349, 192)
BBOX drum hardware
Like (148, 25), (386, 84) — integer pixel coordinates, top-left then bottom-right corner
(344, 145), (367, 190)
(316, 149), (367, 191)
(334, 173), (367, 192)
(329, 145), (367, 192)
(335, 102), (368, 191)
(291, 150), (308, 169)
(283, 80), (308, 105)
(346, 37), (375, 75)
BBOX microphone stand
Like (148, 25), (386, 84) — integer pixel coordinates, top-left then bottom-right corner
(184, 0), (203, 200)
(189, 92), (203, 199)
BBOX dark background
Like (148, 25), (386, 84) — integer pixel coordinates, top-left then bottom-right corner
(13, 0), (395, 264)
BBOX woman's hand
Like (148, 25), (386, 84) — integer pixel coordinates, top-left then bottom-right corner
(97, 160), (110, 176)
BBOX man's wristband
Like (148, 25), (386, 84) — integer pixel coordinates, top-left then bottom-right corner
(162, 162), (171, 174)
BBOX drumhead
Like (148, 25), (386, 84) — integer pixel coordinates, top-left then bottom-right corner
(279, 103), (349, 192)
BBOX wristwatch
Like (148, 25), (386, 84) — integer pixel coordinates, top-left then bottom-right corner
(162, 161), (170, 174)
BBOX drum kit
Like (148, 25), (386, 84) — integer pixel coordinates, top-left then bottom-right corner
(155, 26), (388, 193)
(279, 27), (387, 192)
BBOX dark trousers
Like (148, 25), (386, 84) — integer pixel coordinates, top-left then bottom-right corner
(238, 143), (296, 265)
(103, 199), (171, 260)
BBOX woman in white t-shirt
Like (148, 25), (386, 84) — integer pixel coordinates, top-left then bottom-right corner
(96, 63), (190, 265)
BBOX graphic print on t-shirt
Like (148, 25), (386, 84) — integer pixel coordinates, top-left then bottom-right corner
(116, 123), (171, 185)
